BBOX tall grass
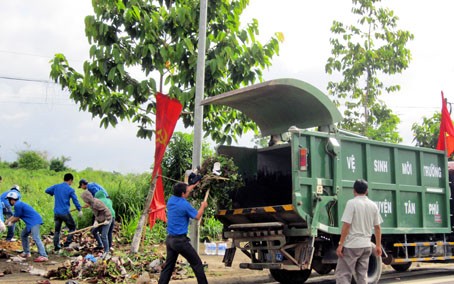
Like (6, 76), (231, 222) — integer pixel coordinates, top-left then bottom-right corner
(0, 165), (224, 246)
(0, 165), (151, 236)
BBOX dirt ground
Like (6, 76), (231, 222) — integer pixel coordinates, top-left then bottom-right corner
(0, 240), (268, 284)
(4, 239), (450, 284)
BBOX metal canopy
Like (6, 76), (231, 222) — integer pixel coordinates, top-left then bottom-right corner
(201, 78), (342, 136)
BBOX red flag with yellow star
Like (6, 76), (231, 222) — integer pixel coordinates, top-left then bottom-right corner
(149, 93), (182, 229)
(436, 91), (454, 157)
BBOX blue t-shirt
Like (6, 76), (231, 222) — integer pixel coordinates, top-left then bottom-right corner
(166, 195), (198, 236)
(13, 201), (43, 229)
(1, 189), (22, 214)
(87, 183), (109, 197)
(45, 182), (81, 215)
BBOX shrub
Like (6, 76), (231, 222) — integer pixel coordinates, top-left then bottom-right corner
(17, 150), (49, 170)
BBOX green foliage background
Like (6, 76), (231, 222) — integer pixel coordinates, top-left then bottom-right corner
(0, 138), (227, 242)
(0, 164), (150, 237)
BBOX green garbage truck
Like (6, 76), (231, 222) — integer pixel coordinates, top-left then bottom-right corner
(201, 78), (454, 284)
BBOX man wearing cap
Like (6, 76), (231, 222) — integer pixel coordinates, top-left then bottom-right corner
(1, 185), (22, 241)
(78, 179), (109, 198)
(0, 177), (5, 233)
(5, 191), (48, 262)
(45, 173), (83, 252)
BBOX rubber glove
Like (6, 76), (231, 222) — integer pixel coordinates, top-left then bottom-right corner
(93, 221), (99, 227)
(103, 220), (111, 226)
(0, 220), (5, 232)
(78, 210), (83, 218)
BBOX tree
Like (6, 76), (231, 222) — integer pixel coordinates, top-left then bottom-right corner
(49, 156), (71, 172)
(50, 0), (283, 144)
(325, 0), (413, 142)
(17, 150), (49, 170)
(411, 112), (441, 148)
(161, 132), (212, 195)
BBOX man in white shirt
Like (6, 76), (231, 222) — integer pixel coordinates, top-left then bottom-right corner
(336, 179), (383, 284)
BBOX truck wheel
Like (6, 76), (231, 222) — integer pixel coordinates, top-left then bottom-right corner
(391, 262), (411, 272)
(311, 257), (334, 275)
(270, 269), (312, 284)
(352, 253), (382, 284)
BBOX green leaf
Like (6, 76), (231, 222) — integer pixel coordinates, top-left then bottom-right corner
(117, 64), (125, 77)
(184, 38), (194, 54)
(132, 6), (141, 20)
(108, 67), (116, 81)
(116, 0), (126, 11)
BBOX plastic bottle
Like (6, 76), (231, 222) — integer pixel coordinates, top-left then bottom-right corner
(205, 242), (216, 255)
(217, 243), (227, 256)
(209, 242), (217, 255)
(204, 241), (209, 255)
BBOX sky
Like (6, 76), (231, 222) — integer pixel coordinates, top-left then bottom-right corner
(1, 0), (453, 174)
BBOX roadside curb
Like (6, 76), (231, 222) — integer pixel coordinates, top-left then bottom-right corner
(170, 274), (273, 284)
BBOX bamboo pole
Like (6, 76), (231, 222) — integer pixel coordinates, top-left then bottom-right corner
(130, 175), (158, 253)
(67, 221), (108, 235)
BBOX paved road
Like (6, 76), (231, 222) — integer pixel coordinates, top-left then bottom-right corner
(299, 266), (454, 284)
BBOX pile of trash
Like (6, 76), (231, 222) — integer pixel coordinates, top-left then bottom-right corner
(0, 240), (22, 251)
(46, 250), (197, 283)
(0, 230), (197, 283)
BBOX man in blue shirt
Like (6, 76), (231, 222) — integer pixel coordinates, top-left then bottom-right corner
(0, 176), (2, 223)
(1, 185), (22, 241)
(4, 191), (48, 262)
(0, 176), (4, 231)
(78, 179), (109, 197)
(45, 173), (83, 252)
(158, 182), (208, 284)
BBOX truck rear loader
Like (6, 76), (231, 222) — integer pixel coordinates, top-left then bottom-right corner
(201, 78), (454, 284)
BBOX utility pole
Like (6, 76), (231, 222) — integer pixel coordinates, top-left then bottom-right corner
(190, 0), (208, 252)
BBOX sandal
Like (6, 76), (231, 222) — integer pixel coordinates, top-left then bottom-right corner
(33, 256), (48, 262)
(20, 252), (31, 258)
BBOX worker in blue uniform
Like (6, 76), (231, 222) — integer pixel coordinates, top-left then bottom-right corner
(158, 180), (208, 284)
(45, 173), (83, 252)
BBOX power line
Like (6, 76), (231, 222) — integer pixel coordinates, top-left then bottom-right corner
(0, 49), (53, 59)
(0, 101), (75, 106)
(0, 76), (55, 84)
(0, 49), (85, 62)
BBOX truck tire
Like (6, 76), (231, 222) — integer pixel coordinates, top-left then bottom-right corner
(311, 257), (335, 275)
(352, 253), (382, 284)
(391, 262), (411, 272)
(269, 269), (312, 284)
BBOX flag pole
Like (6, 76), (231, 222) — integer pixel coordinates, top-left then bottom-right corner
(130, 174), (158, 253)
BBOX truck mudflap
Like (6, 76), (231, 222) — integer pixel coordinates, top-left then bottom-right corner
(216, 204), (306, 228)
(223, 221), (315, 271)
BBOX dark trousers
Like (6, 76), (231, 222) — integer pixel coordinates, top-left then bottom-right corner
(53, 213), (76, 250)
(158, 235), (208, 284)
(108, 219), (115, 248)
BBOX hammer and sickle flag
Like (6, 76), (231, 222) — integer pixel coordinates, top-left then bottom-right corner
(149, 92), (183, 229)
(436, 91), (454, 157)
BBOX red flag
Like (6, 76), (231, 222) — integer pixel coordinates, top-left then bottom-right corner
(149, 93), (183, 229)
(436, 91), (454, 156)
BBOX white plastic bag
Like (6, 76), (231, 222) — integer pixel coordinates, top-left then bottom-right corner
(0, 220), (6, 232)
